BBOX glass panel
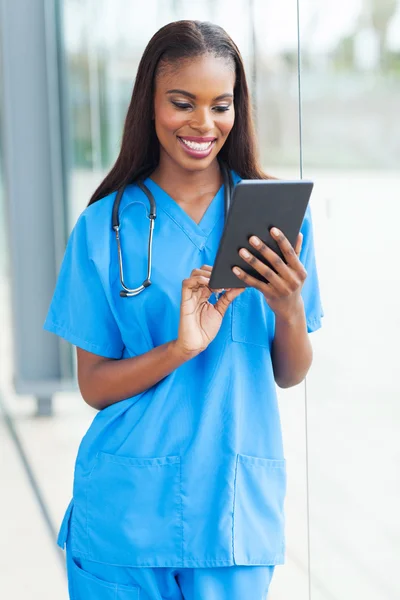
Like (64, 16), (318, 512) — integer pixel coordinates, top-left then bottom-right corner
(0, 29), (12, 394)
(251, 2), (310, 597)
(301, 0), (400, 598)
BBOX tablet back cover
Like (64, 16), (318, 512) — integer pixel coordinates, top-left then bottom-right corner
(209, 180), (313, 289)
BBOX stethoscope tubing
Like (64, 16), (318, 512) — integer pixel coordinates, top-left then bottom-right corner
(112, 162), (233, 297)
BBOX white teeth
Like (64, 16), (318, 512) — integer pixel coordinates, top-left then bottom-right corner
(180, 138), (214, 151)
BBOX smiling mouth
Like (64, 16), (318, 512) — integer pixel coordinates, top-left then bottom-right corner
(178, 137), (217, 151)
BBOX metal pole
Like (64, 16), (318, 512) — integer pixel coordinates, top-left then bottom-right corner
(0, 0), (75, 415)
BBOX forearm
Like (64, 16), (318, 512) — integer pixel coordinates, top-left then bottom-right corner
(78, 341), (196, 410)
(271, 301), (313, 388)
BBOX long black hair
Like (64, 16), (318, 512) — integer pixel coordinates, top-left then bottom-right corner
(89, 20), (270, 206)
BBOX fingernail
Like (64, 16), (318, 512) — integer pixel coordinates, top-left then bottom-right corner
(250, 236), (260, 246)
(240, 249), (250, 259)
(233, 267), (241, 275)
(271, 228), (280, 236)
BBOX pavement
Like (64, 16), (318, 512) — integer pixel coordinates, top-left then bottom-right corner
(1, 168), (399, 600)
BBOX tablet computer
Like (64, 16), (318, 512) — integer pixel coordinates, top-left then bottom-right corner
(209, 179), (314, 289)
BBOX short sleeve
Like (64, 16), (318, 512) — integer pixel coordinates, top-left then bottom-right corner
(43, 214), (124, 358)
(299, 206), (324, 333)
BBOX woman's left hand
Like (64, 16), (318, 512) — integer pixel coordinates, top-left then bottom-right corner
(232, 228), (307, 322)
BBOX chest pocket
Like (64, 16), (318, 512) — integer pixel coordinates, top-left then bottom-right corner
(231, 288), (271, 348)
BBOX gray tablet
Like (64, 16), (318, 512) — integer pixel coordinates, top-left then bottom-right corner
(209, 179), (314, 289)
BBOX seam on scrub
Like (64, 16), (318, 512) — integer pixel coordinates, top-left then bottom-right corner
(179, 457), (184, 567)
(86, 453), (100, 559)
(44, 321), (109, 352)
(231, 297), (270, 349)
(204, 214), (224, 240)
(91, 252), (124, 339)
(307, 316), (322, 333)
(238, 463), (285, 470)
(65, 554), (244, 567)
(70, 458), (80, 547)
(96, 453), (180, 466)
(158, 205), (205, 250)
(107, 271), (152, 352)
(44, 320), (123, 358)
(244, 556), (284, 564)
(174, 558), (235, 566)
(231, 454), (239, 565)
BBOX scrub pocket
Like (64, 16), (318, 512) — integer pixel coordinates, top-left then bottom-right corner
(231, 288), (270, 347)
(233, 453), (286, 564)
(68, 553), (140, 599)
(86, 452), (182, 565)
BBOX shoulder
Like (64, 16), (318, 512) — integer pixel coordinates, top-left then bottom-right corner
(71, 184), (143, 254)
(231, 170), (242, 186)
(300, 204), (314, 236)
(77, 183), (145, 228)
(77, 190), (118, 231)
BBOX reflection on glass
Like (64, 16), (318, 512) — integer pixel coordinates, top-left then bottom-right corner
(0, 29), (12, 393)
(302, 1), (400, 599)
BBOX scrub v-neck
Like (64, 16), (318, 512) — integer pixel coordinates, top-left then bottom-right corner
(144, 177), (225, 248)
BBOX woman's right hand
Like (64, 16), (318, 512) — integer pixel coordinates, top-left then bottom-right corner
(176, 265), (245, 357)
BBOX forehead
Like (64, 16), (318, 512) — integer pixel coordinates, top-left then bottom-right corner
(155, 54), (235, 95)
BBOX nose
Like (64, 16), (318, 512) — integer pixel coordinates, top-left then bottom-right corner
(189, 107), (214, 134)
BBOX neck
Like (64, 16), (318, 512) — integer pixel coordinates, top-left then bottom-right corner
(151, 154), (222, 202)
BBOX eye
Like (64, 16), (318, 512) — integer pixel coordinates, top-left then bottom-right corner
(213, 105), (231, 113)
(172, 101), (192, 110)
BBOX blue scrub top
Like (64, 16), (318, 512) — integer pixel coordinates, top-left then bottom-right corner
(44, 171), (323, 568)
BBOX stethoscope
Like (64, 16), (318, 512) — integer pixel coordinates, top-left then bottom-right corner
(112, 161), (234, 297)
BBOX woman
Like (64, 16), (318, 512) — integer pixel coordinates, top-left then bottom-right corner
(44, 20), (322, 600)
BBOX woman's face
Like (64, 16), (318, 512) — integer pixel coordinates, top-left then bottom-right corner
(153, 54), (236, 173)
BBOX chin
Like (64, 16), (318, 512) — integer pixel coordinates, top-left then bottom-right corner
(177, 152), (221, 173)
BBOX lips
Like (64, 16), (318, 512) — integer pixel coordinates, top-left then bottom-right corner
(177, 136), (217, 158)
(179, 136), (217, 143)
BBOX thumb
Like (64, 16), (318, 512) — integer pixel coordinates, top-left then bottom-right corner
(214, 288), (245, 317)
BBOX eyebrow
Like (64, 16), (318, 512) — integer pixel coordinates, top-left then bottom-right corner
(166, 89), (233, 101)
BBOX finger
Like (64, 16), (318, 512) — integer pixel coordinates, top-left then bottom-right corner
(239, 246), (290, 291)
(231, 266), (276, 298)
(267, 229), (307, 281)
(190, 268), (224, 295)
(294, 233), (303, 257)
(182, 275), (211, 289)
(224, 288), (246, 302)
(192, 266), (223, 293)
(214, 287), (245, 317)
(181, 275), (211, 302)
(268, 229), (300, 270)
(192, 265), (212, 274)
(190, 268), (214, 279)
